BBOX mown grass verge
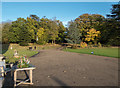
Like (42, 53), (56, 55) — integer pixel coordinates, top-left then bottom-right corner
(64, 47), (119, 58)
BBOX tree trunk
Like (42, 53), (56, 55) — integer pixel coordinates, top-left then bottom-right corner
(94, 40), (97, 46)
(54, 39), (55, 44)
(52, 40), (53, 44)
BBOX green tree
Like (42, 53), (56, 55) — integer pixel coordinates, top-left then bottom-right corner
(9, 18), (26, 43)
(19, 24), (31, 46)
(26, 17), (37, 42)
(102, 1), (120, 46)
(2, 23), (11, 43)
(56, 21), (66, 43)
(47, 19), (59, 44)
(107, 1), (120, 21)
(65, 21), (82, 48)
(75, 14), (104, 30)
(9, 18), (32, 45)
(75, 14), (104, 41)
(36, 28), (47, 44)
(30, 14), (40, 21)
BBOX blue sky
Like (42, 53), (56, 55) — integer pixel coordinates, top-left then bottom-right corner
(2, 2), (118, 26)
(1, 0), (119, 2)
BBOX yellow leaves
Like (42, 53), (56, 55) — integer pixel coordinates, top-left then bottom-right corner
(80, 42), (88, 48)
(29, 29), (35, 39)
(29, 29), (34, 33)
(85, 28), (101, 42)
(96, 31), (100, 34)
(92, 38), (94, 41)
(37, 28), (44, 39)
(85, 38), (90, 41)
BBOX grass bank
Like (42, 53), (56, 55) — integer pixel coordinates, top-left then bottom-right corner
(2, 44), (38, 62)
(3, 44), (38, 58)
(64, 47), (119, 58)
(2, 43), (61, 62)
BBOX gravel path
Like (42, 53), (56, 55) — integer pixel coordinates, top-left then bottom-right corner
(29, 49), (118, 86)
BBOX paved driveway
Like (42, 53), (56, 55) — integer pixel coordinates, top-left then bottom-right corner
(29, 49), (118, 86)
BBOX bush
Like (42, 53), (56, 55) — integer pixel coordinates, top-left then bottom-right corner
(37, 40), (46, 45)
(19, 42), (29, 46)
(98, 42), (102, 47)
(89, 42), (93, 45)
(71, 45), (77, 49)
(88, 42), (93, 47)
(80, 42), (87, 48)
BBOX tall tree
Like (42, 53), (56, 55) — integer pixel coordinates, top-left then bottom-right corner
(9, 18), (26, 43)
(56, 21), (66, 43)
(75, 14), (104, 41)
(19, 23), (31, 46)
(9, 18), (32, 45)
(36, 28), (47, 44)
(48, 19), (59, 44)
(65, 21), (82, 46)
(26, 17), (37, 42)
(107, 1), (120, 21)
(105, 1), (120, 46)
(30, 14), (40, 21)
(2, 23), (11, 43)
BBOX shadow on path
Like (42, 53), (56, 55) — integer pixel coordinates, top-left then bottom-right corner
(2, 70), (31, 88)
(51, 76), (72, 88)
(2, 72), (14, 88)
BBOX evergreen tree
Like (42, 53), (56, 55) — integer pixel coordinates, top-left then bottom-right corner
(106, 1), (120, 46)
(65, 21), (82, 47)
(107, 1), (120, 21)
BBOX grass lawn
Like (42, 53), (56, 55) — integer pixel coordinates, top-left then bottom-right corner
(64, 47), (119, 58)
(2, 43), (61, 63)
(2, 44), (38, 63)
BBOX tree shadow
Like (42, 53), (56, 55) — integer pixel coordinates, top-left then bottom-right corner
(2, 72), (14, 88)
(51, 76), (72, 88)
(2, 70), (30, 88)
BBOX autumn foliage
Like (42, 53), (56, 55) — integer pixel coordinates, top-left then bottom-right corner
(85, 28), (100, 44)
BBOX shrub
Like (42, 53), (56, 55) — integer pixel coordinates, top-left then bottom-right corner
(88, 42), (93, 48)
(19, 42), (29, 46)
(71, 45), (77, 49)
(89, 42), (93, 45)
(80, 42), (87, 48)
(98, 42), (102, 47)
(37, 40), (46, 45)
